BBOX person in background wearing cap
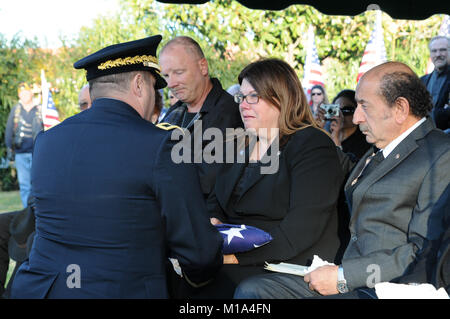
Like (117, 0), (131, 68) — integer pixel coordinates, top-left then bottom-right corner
(10, 35), (223, 299)
(4, 82), (44, 208)
(77, 84), (92, 112)
(159, 36), (244, 199)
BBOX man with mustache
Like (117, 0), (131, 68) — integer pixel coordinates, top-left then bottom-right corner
(158, 36), (243, 199)
(234, 61), (450, 299)
(421, 36), (450, 132)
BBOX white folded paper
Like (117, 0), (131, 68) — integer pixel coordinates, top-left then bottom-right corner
(375, 282), (449, 299)
(264, 255), (335, 276)
(169, 258), (183, 277)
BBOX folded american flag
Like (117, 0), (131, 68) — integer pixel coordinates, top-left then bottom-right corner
(215, 223), (273, 254)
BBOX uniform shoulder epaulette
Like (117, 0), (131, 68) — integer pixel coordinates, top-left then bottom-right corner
(155, 122), (184, 134)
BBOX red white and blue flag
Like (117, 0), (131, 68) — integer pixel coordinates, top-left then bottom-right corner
(41, 70), (60, 130)
(215, 223), (273, 254)
(425, 14), (450, 74)
(357, 10), (387, 83)
(302, 25), (325, 104)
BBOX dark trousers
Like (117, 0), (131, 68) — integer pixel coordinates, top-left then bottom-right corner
(234, 272), (377, 299)
(0, 211), (17, 297)
(167, 263), (268, 299)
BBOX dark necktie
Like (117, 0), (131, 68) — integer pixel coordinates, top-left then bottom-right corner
(350, 150), (384, 187)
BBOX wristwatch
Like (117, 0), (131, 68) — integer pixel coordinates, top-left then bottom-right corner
(337, 265), (349, 293)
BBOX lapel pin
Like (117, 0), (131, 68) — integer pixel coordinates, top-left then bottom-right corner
(395, 154), (400, 159)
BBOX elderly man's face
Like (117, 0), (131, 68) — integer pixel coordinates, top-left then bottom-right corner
(159, 44), (208, 105)
(78, 86), (91, 111)
(353, 75), (398, 150)
(18, 87), (33, 105)
(141, 73), (156, 122)
(430, 38), (449, 71)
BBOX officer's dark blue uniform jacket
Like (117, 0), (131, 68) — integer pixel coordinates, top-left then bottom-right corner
(10, 98), (223, 298)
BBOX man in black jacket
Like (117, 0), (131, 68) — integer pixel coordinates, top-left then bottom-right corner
(420, 36), (450, 132)
(4, 83), (44, 208)
(159, 36), (244, 198)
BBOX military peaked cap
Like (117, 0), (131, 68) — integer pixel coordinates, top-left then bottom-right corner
(74, 35), (167, 89)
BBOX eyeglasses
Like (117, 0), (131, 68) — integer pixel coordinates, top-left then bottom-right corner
(311, 92), (322, 96)
(234, 92), (260, 104)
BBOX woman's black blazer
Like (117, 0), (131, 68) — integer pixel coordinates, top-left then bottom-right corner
(208, 126), (346, 266)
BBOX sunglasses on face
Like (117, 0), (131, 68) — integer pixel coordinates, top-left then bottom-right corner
(341, 106), (355, 115)
(311, 92), (322, 96)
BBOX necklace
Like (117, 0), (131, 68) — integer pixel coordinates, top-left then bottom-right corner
(181, 110), (200, 128)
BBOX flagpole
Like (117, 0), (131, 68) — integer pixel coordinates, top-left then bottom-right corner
(40, 70), (61, 130)
(40, 69), (49, 130)
(356, 9), (387, 83)
(302, 25), (325, 105)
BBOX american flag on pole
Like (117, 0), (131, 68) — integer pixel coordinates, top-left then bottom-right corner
(356, 10), (387, 83)
(425, 14), (450, 74)
(302, 25), (325, 104)
(41, 70), (60, 130)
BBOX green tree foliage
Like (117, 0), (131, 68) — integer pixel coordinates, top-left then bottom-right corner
(0, 34), (43, 190)
(0, 0), (446, 188)
(150, 0), (443, 97)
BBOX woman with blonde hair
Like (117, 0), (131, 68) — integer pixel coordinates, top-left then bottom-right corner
(171, 58), (345, 298)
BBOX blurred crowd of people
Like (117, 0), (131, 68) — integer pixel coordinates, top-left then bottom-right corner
(0, 33), (449, 300)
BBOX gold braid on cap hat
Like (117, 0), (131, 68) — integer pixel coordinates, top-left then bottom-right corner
(97, 55), (160, 72)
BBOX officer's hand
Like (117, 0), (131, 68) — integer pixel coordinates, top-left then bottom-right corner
(210, 218), (223, 225)
(223, 254), (238, 264)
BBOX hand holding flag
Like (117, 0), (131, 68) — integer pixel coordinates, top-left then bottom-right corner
(215, 223), (273, 254)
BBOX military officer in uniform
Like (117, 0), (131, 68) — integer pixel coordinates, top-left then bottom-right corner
(10, 35), (223, 299)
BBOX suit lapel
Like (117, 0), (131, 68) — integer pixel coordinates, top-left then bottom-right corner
(215, 160), (246, 209)
(345, 148), (373, 190)
(215, 139), (248, 208)
(347, 117), (434, 220)
(235, 138), (281, 202)
(215, 138), (277, 208)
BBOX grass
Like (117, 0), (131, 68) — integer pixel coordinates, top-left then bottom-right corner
(0, 191), (23, 213)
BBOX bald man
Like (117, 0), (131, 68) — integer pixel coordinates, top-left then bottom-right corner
(158, 36), (243, 198)
(78, 84), (92, 111)
(234, 62), (450, 299)
(420, 36), (450, 131)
